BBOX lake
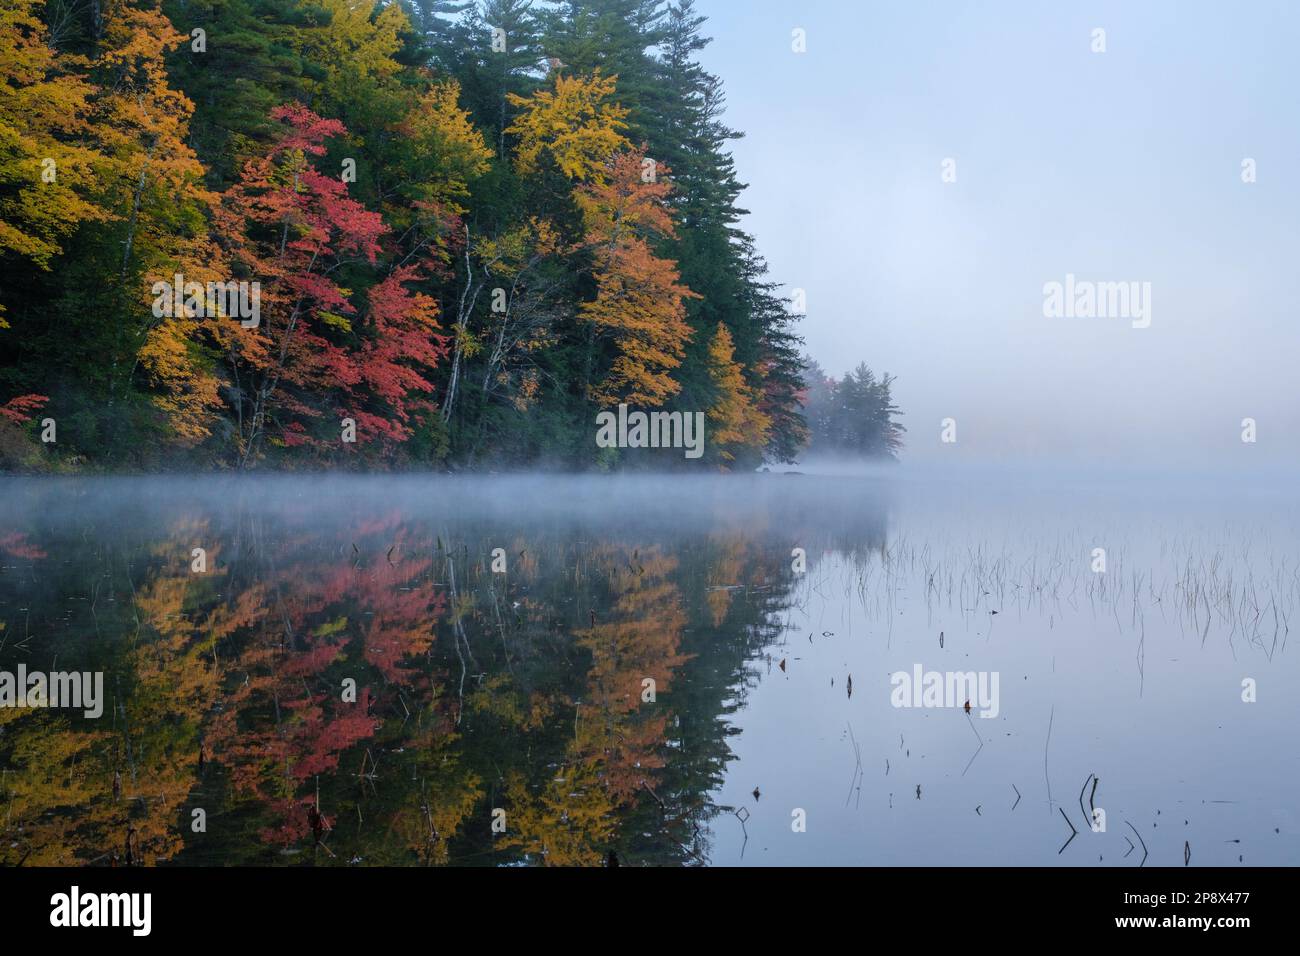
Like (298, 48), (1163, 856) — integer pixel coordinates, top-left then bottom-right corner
(1, 470), (1296, 866)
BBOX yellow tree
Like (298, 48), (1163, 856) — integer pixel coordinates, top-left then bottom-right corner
(297, 0), (409, 101)
(505, 72), (629, 182)
(402, 80), (494, 214)
(135, 317), (224, 445)
(705, 323), (770, 466)
(97, 1), (215, 281)
(0, 0), (109, 323)
(579, 152), (697, 406)
(401, 76), (495, 420)
(95, 1), (223, 442)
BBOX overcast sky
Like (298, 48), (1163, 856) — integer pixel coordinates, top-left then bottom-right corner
(696, 0), (1299, 466)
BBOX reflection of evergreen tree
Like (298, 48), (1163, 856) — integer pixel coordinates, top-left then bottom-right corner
(0, 480), (889, 865)
(636, 535), (792, 864)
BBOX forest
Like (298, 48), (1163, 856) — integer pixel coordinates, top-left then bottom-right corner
(0, 0), (904, 471)
(800, 357), (905, 461)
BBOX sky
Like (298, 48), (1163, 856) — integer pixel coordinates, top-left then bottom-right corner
(695, 0), (1300, 466)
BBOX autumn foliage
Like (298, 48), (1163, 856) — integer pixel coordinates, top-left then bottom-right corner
(0, 0), (821, 470)
(580, 153), (698, 406)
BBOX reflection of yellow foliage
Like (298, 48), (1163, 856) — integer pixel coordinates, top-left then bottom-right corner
(468, 673), (522, 722)
(468, 675), (558, 732)
(0, 714), (112, 865)
(314, 615), (349, 638)
(509, 538), (539, 581)
(392, 725), (483, 865)
(1, 528), (229, 865)
(451, 589), (476, 622)
(571, 546), (691, 802)
(706, 587), (731, 626)
(499, 764), (617, 866)
(705, 537), (747, 626)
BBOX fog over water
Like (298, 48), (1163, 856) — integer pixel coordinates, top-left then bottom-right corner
(2, 468), (1295, 865)
(699, 0), (1300, 468)
(3, 0), (1295, 885)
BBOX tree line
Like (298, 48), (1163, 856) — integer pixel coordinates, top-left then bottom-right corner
(799, 356), (905, 460)
(0, 0), (902, 470)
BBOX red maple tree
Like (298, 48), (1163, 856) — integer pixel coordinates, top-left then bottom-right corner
(213, 104), (449, 466)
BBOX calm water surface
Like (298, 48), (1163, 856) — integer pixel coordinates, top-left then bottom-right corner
(1, 472), (1296, 866)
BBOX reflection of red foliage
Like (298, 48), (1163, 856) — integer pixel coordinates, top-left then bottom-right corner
(261, 798), (334, 846)
(204, 516), (449, 845)
(360, 552), (445, 684)
(213, 659), (381, 845)
(0, 531), (47, 559)
(289, 686), (379, 779)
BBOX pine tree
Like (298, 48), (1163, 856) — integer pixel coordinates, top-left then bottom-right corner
(452, 0), (545, 157)
(538, 0), (669, 146)
(799, 359), (905, 460)
(403, 0), (472, 65)
(159, 0), (327, 187)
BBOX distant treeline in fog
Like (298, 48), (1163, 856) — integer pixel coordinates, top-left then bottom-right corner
(0, 0), (899, 472)
(799, 356), (905, 461)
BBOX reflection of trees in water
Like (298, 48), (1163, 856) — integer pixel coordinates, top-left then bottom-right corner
(0, 489), (889, 866)
(0, 519), (229, 865)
